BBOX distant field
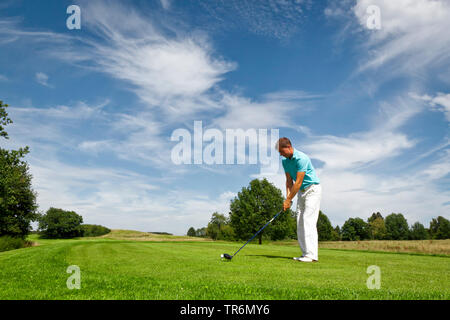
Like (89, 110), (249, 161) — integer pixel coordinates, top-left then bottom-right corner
(96, 229), (211, 242)
(318, 240), (450, 256)
(0, 231), (448, 300)
(267, 239), (450, 256)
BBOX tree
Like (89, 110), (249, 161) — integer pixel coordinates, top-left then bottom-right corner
(0, 101), (38, 239)
(368, 212), (383, 223)
(187, 227), (196, 237)
(409, 222), (429, 240)
(206, 212), (233, 240)
(229, 178), (292, 244)
(429, 216), (450, 239)
(195, 227), (207, 237)
(0, 100), (13, 139)
(385, 213), (409, 240)
(332, 225), (341, 241)
(368, 216), (387, 240)
(317, 211), (334, 241)
(341, 218), (369, 241)
(38, 207), (84, 239)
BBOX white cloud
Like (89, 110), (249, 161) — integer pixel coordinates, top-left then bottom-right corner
(255, 92), (449, 227)
(75, 0), (237, 119)
(160, 0), (171, 10)
(212, 91), (299, 130)
(411, 92), (450, 122)
(35, 72), (52, 87)
(352, 0), (450, 73)
(196, 0), (312, 40)
(26, 156), (234, 235)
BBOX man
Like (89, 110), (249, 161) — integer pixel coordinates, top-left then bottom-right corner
(277, 137), (322, 262)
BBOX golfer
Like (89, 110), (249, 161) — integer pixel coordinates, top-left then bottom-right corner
(276, 137), (322, 262)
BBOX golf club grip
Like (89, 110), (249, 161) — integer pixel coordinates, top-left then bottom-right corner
(232, 210), (283, 257)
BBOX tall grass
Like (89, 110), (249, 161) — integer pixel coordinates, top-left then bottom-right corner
(318, 239), (450, 255)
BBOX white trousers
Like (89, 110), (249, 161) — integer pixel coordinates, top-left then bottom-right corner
(296, 184), (322, 261)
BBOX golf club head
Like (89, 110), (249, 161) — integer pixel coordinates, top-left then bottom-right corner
(221, 253), (233, 260)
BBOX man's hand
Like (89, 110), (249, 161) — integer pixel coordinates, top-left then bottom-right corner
(283, 198), (292, 211)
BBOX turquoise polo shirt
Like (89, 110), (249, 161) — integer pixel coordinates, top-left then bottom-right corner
(282, 149), (320, 190)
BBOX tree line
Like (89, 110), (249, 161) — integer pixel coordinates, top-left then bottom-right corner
(188, 179), (450, 241)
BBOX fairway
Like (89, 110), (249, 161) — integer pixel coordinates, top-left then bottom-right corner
(0, 237), (449, 300)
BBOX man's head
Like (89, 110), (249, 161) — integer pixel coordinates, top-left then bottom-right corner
(276, 137), (294, 158)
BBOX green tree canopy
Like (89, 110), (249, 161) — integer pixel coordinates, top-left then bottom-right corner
(341, 218), (369, 241)
(429, 216), (450, 239)
(317, 211), (334, 241)
(385, 213), (409, 240)
(38, 207), (84, 239)
(229, 178), (292, 244)
(187, 227), (196, 237)
(368, 216), (387, 240)
(368, 212), (383, 223)
(206, 212), (235, 240)
(0, 101), (38, 239)
(0, 101), (13, 139)
(409, 222), (429, 240)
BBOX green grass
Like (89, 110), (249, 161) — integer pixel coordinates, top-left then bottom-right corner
(0, 235), (449, 299)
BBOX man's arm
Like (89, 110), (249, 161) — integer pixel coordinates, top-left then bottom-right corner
(283, 171), (305, 211)
(285, 172), (293, 200)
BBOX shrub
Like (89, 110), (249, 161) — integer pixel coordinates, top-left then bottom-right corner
(81, 224), (111, 237)
(0, 236), (32, 252)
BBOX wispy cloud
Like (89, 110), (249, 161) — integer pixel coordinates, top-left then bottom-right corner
(35, 72), (52, 87)
(26, 156), (234, 234)
(353, 0), (450, 74)
(195, 0), (312, 40)
(411, 92), (450, 122)
(160, 0), (171, 10)
(255, 91), (448, 227)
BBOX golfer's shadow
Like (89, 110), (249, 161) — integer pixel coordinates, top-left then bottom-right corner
(246, 254), (293, 260)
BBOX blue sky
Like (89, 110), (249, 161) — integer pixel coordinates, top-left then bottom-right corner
(1, 0), (449, 235)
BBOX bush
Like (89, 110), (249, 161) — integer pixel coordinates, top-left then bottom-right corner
(38, 207), (83, 239)
(0, 236), (32, 252)
(81, 224), (111, 237)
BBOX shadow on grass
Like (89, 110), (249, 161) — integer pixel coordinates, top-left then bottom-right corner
(246, 254), (293, 260)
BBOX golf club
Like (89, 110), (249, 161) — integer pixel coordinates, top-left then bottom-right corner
(221, 209), (284, 261)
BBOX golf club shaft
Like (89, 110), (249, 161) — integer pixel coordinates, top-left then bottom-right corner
(232, 210), (283, 257)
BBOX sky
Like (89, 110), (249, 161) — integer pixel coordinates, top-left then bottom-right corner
(0, 0), (449, 235)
